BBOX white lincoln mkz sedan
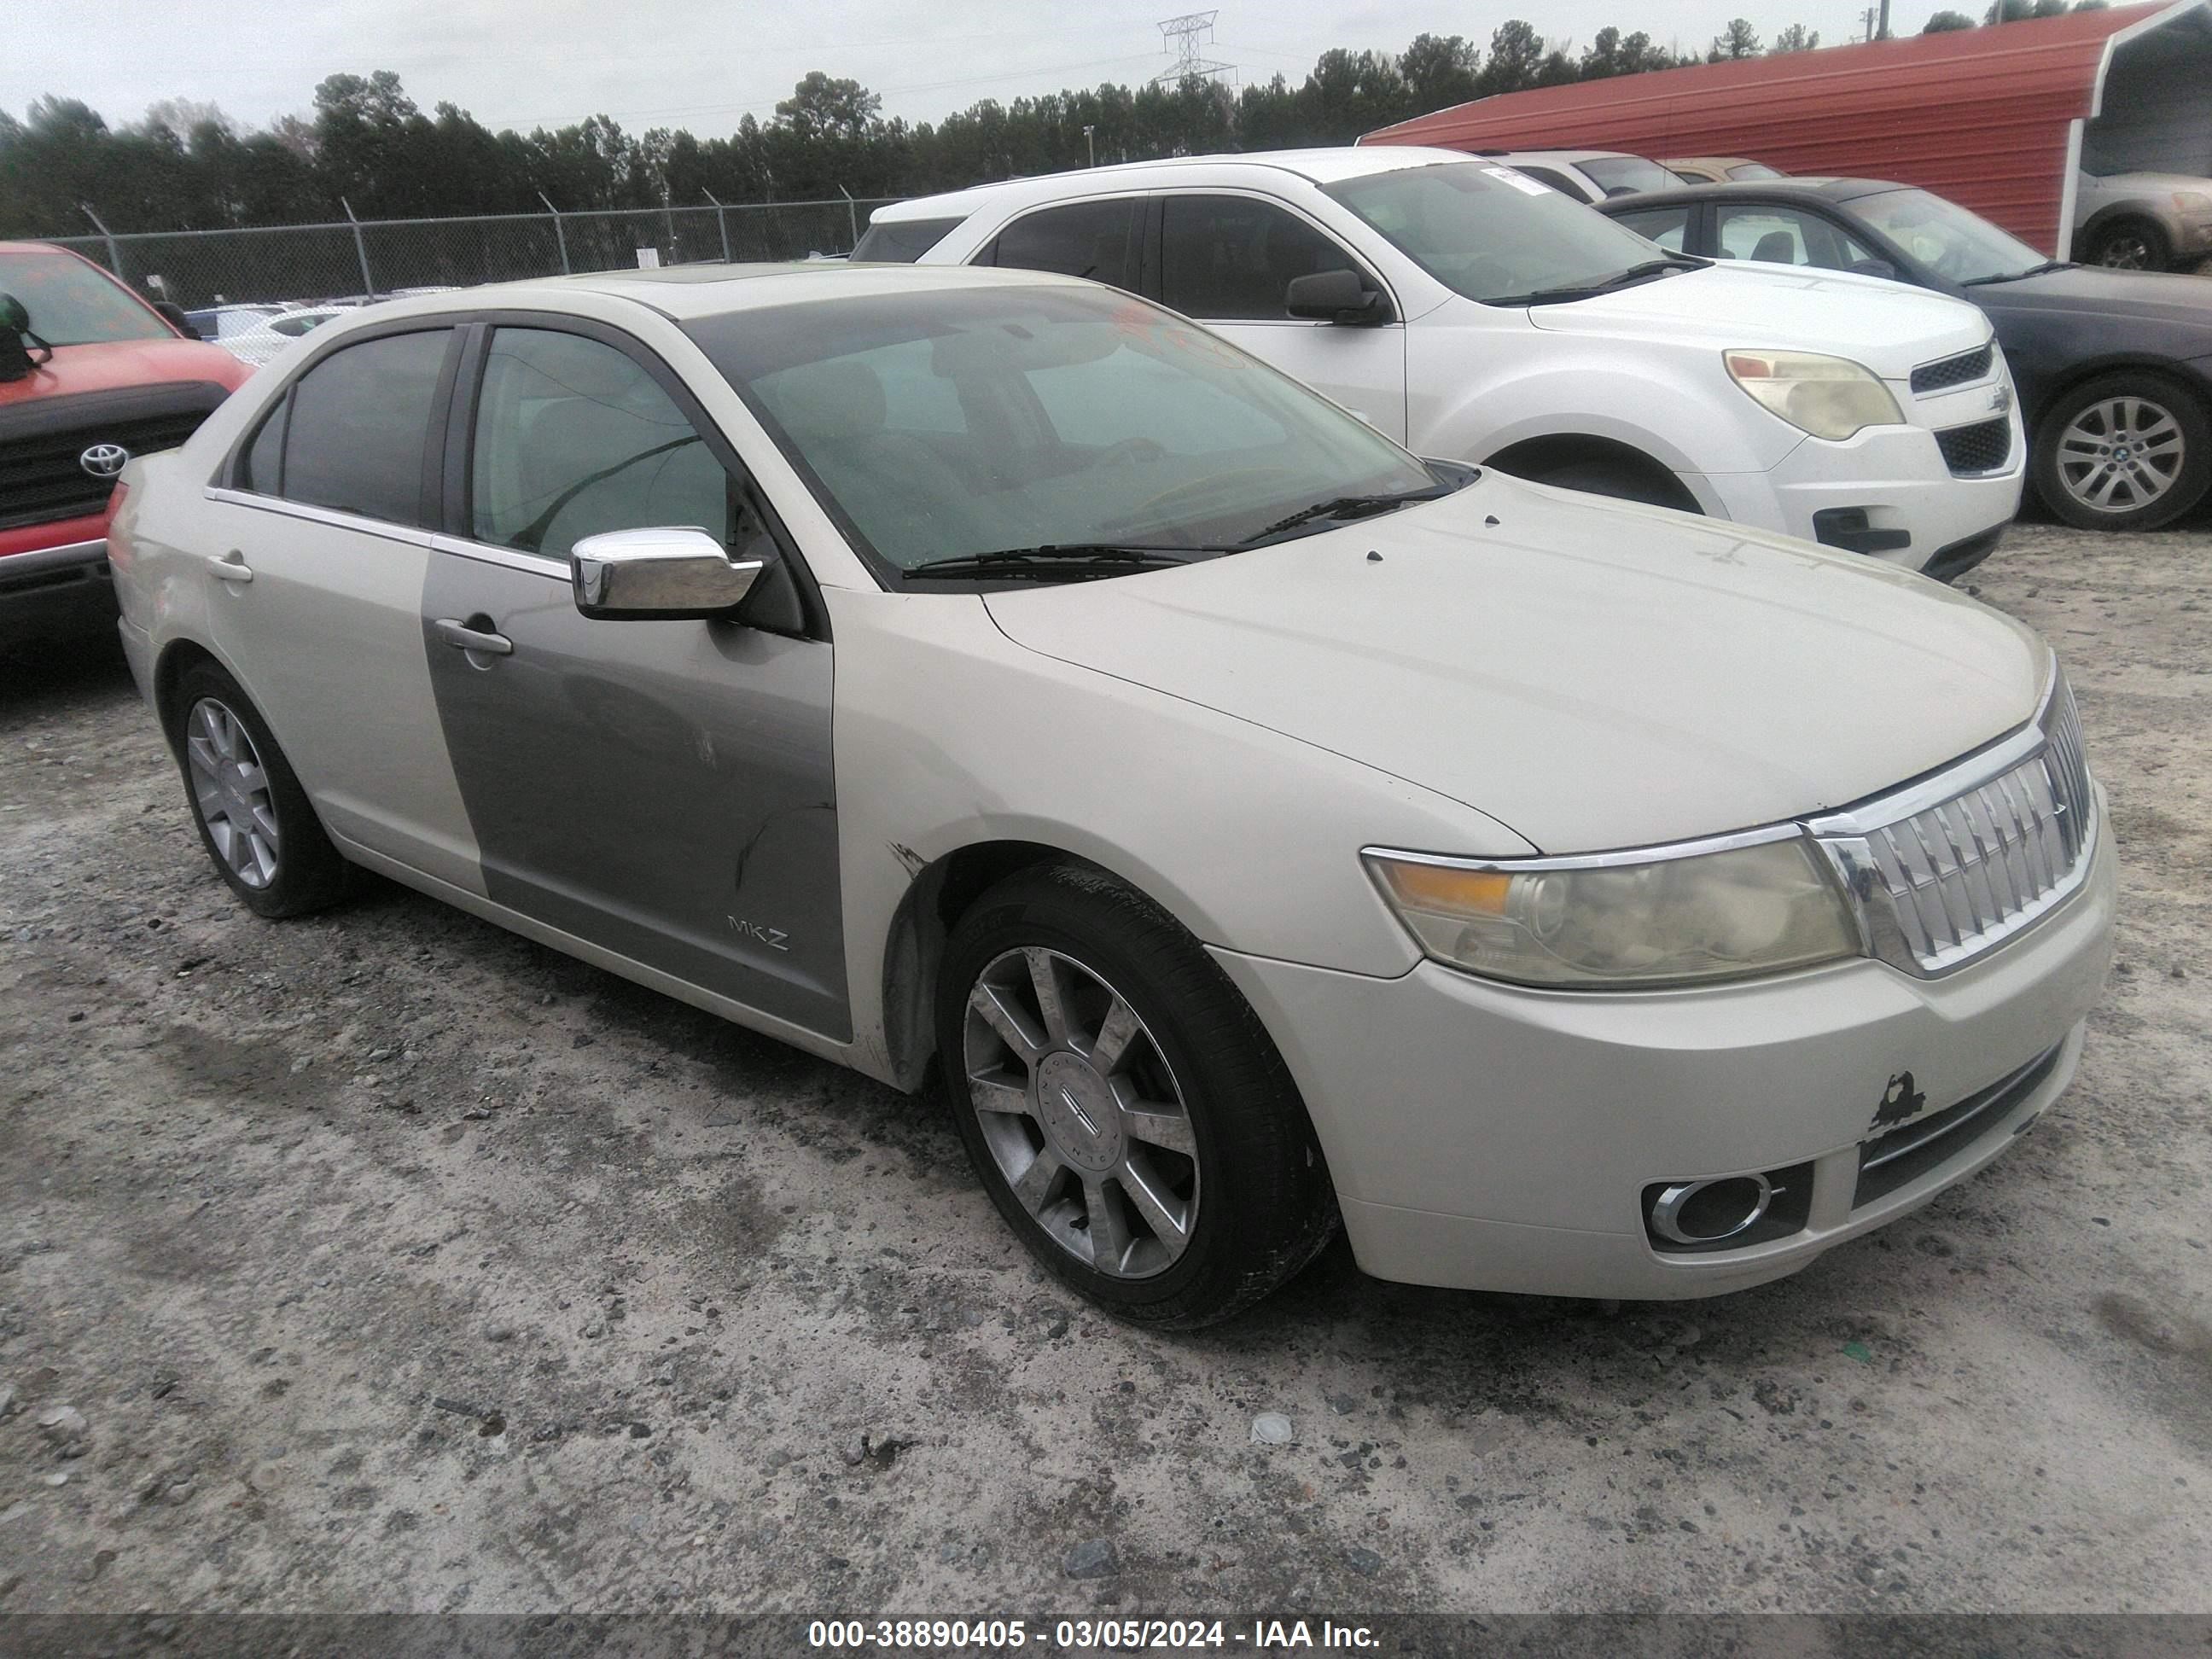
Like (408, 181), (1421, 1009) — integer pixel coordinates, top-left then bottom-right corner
(109, 263), (2114, 1326)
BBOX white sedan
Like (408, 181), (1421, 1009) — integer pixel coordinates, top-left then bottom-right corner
(108, 264), (2114, 1325)
(217, 306), (346, 367)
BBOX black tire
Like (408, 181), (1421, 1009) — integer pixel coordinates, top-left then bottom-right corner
(168, 661), (353, 918)
(1525, 457), (1698, 513)
(2031, 371), (2211, 532)
(936, 863), (1337, 1329)
(2085, 217), (2170, 272)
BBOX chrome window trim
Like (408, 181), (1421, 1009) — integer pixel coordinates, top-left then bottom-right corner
(201, 486), (435, 549)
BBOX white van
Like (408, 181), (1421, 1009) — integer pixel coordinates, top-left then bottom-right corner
(866, 146), (2026, 579)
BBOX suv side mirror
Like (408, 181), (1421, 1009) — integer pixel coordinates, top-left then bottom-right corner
(0, 292), (28, 335)
(1848, 257), (1901, 282)
(153, 300), (201, 339)
(1285, 269), (1392, 326)
(571, 527), (764, 620)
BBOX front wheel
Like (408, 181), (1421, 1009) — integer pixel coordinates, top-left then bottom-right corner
(169, 661), (353, 917)
(2032, 373), (2209, 531)
(2085, 217), (2170, 271)
(936, 864), (1336, 1328)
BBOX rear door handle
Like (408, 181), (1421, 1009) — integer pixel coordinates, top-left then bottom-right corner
(434, 617), (514, 656)
(209, 550), (253, 583)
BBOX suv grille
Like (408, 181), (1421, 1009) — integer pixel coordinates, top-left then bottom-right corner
(1910, 342), (1994, 395)
(0, 383), (230, 533)
(1935, 416), (2013, 476)
(1814, 675), (2094, 976)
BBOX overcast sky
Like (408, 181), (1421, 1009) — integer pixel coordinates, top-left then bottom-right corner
(12, 0), (1937, 139)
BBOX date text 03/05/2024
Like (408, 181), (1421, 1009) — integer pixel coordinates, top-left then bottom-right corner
(806, 1619), (1380, 1650)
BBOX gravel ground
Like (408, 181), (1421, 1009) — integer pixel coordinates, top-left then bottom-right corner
(0, 520), (2207, 1618)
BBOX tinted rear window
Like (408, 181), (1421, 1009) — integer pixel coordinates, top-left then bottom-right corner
(852, 216), (963, 263)
(277, 329), (451, 527)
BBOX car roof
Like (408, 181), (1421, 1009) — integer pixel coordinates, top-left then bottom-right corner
(1484, 148), (1644, 166)
(1598, 177), (1909, 208)
(332, 259), (1098, 323)
(870, 146), (1477, 223)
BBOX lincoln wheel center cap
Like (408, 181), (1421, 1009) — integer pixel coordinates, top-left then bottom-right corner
(1033, 1051), (1124, 1173)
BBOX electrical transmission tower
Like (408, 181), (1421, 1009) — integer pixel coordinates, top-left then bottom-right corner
(1150, 11), (1235, 86)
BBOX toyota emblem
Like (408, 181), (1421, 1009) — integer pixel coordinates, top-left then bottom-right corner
(79, 442), (130, 479)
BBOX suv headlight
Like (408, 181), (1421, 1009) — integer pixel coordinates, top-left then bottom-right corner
(1725, 349), (1903, 441)
(2172, 191), (2212, 214)
(1365, 833), (1858, 989)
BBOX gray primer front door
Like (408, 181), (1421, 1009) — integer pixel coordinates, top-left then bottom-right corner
(421, 546), (847, 1040)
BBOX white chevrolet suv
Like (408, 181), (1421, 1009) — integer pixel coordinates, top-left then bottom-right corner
(870, 146), (2027, 579)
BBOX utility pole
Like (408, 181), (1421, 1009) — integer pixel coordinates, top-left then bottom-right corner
(1877, 0), (1892, 37)
(1861, 5), (1879, 40)
(1083, 125), (1097, 167)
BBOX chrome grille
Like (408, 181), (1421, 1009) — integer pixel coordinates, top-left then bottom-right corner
(1910, 342), (1994, 395)
(1813, 672), (2095, 976)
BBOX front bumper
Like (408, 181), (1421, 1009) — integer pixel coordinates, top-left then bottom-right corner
(0, 536), (116, 648)
(1695, 409), (2024, 574)
(1212, 807), (2115, 1300)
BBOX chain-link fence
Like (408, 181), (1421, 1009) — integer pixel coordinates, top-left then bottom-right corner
(44, 197), (904, 311)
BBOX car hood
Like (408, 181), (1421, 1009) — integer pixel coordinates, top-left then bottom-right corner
(982, 476), (2047, 854)
(1971, 264), (2212, 334)
(0, 336), (251, 405)
(1525, 263), (1989, 378)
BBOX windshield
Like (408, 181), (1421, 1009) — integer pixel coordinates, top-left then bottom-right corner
(0, 250), (170, 346)
(1577, 155), (1680, 196)
(684, 284), (1437, 578)
(1325, 160), (1678, 306)
(1849, 188), (2046, 283)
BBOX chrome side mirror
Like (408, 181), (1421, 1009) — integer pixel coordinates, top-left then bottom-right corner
(570, 527), (763, 620)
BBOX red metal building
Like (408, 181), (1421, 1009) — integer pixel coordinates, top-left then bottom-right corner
(1362, 0), (2212, 258)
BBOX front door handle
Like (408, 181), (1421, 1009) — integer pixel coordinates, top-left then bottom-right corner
(434, 617), (514, 656)
(208, 550), (253, 583)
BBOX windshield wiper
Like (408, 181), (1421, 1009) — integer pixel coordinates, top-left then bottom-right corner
(902, 544), (1206, 581)
(1963, 259), (2072, 286)
(1240, 486), (1453, 544)
(1491, 257), (1701, 307)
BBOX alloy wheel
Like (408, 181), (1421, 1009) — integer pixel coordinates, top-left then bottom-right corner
(2097, 234), (2154, 271)
(962, 946), (1199, 1279)
(2054, 396), (2186, 515)
(185, 696), (281, 888)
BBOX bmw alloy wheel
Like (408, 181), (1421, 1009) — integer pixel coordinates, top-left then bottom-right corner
(185, 696), (282, 888)
(962, 946), (1199, 1278)
(2054, 395), (2186, 515)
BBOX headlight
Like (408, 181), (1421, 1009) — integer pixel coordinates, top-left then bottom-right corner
(1365, 834), (1859, 989)
(1725, 349), (1903, 441)
(2174, 191), (2212, 214)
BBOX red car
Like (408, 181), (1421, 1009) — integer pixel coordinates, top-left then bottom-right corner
(1, 242), (253, 647)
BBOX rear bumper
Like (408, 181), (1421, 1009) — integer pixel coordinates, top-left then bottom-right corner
(1210, 811), (2115, 1300)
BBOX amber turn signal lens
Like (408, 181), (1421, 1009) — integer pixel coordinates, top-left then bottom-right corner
(1374, 860), (1511, 917)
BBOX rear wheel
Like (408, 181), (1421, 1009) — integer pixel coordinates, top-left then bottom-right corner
(169, 661), (352, 917)
(2032, 372), (2209, 531)
(2086, 217), (2169, 271)
(936, 864), (1336, 1328)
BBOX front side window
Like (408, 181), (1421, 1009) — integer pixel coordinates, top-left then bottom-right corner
(469, 327), (748, 558)
(276, 329), (451, 527)
(1716, 204), (1878, 271)
(685, 285), (1436, 576)
(984, 199), (1138, 285)
(0, 250), (169, 346)
(1160, 195), (1369, 321)
(1329, 160), (1675, 306)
